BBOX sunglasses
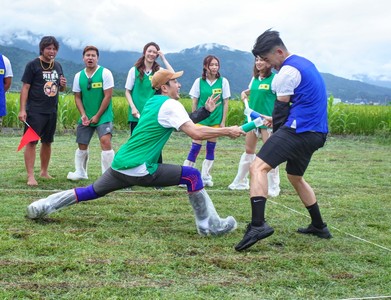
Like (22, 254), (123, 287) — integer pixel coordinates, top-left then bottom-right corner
(87, 77), (92, 90)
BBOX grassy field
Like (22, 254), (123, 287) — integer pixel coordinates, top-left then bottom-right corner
(0, 130), (390, 299)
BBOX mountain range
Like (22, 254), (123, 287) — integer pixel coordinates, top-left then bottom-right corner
(1, 37), (391, 105)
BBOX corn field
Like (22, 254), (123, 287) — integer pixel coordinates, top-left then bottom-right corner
(2, 92), (391, 142)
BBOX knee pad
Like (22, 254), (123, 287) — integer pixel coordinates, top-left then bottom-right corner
(75, 185), (100, 202)
(179, 166), (203, 192)
(206, 141), (216, 160)
(187, 142), (202, 162)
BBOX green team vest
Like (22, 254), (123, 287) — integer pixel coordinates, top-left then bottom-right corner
(128, 69), (155, 122)
(197, 77), (224, 126)
(112, 95), (173, 174)
(79, 66), (113, 126)
(248, 73), (276, 129)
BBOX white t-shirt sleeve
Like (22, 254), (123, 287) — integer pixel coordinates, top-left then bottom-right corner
(102, 68), (114, 90)
(271, 65), (301, 96)
(248, 77), (254, 89)
(72, 72), (81, 93)
(124, 67), (136, 90)
(189, 78), (201, 98)
(222, 77), (231, 99)
(2, 56), (13, 77)
(158, 99), (191, 130)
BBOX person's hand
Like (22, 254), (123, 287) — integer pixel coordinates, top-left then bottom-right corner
(18, 110), (27, 122)
(90, 115), (99, 125)
(81, 114), (90, 126)
(204, 94), (221, 113)
(227, 125), (246, 139)
(131, 107), (140, 119)
(241, 91), (248, 102)
(60, 75), (67, 88)
(157, 50), (164, 59)
(261, 114), (273, 128)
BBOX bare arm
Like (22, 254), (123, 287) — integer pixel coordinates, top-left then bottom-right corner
(191, 97), (198, 113)
(18, 83), (30, 122)
(158, 51), (174, 72)
(241, 89), (250, 101)
(125, 88), (140, 119)
(3, 77), (12, 92)
(74, 92), (89, 126)
(179, 120), (244, 140)
(220, 97), (229, 127)
(59, 75), (67, 92)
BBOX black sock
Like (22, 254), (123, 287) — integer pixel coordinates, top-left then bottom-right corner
(306, 202), (324, 228)
(250, 196), (266, 226)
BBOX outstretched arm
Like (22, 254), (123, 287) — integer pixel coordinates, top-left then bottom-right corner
(189, 94), (221, 123)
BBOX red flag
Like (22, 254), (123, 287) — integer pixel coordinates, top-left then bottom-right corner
(17, 127), (40, 151)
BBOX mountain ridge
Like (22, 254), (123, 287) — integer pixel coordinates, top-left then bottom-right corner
(1, 40), (391, 104)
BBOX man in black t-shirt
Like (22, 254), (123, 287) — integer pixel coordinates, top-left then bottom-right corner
(18, 36), (67, 186)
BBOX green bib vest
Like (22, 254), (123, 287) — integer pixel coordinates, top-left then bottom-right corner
(128, 69), (155, 122)
(79, 66), (113, 126)
(197, 77), (224, 126)
(112, 95), (173, 174)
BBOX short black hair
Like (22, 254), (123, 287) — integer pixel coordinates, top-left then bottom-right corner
(39, 36), (59, 55)
(252, 29), (286, 57)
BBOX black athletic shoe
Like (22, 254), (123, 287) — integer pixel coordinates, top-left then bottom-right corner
(297, 223), (332, 239)
(235, 222), (274, 251)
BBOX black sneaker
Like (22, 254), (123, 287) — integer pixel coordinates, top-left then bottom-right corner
(297, 223), (332, 239)
(235, 222), (274, 251)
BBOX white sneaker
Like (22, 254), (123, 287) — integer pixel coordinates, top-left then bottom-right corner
(228, 182), (249, 190)
(67, 171), (88, 181)
(203, 179), (214, 187)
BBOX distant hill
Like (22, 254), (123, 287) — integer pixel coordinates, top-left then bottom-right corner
(1, 41), (391, 105)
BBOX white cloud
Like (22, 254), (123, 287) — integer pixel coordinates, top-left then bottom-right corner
(1, 0), (391, 80)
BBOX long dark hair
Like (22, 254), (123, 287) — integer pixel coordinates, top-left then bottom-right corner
(134, 42), (161, 80)
(201, 55), (221, 80)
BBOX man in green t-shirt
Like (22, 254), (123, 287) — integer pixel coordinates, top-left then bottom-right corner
(67, 46), (115, 181)
(27, 69), (245, 237)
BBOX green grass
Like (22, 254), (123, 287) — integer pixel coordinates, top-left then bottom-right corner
(0, 131), (390, 299)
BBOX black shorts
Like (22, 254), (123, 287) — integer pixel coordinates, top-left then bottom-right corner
(25, 111), (57, 144)
(257, 126), (327, 176)
(93, 164), (182, 196)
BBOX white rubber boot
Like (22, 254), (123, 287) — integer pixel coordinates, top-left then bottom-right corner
(26, 189), (77, 219)
(188, 189), (237, 236)
(101, 149), (115, 174)
(267, 166), (281, 197)
(201, 159), (214, 187)
(228, 152), (256, 190)
(67, 149), (89, 180)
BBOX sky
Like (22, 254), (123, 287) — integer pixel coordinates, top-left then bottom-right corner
(2, 0), (391, 81)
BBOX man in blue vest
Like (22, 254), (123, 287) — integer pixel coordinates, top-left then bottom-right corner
(235, 29), (332, 251)
(0, 53), (13, 131)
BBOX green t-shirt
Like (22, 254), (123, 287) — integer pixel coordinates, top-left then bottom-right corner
(128, 69), (155, 122)
(78, 66), (113, 126)
(197, 77), (224, 126)
(248, 73), (276, 129)
(112, 95), (173, 174)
